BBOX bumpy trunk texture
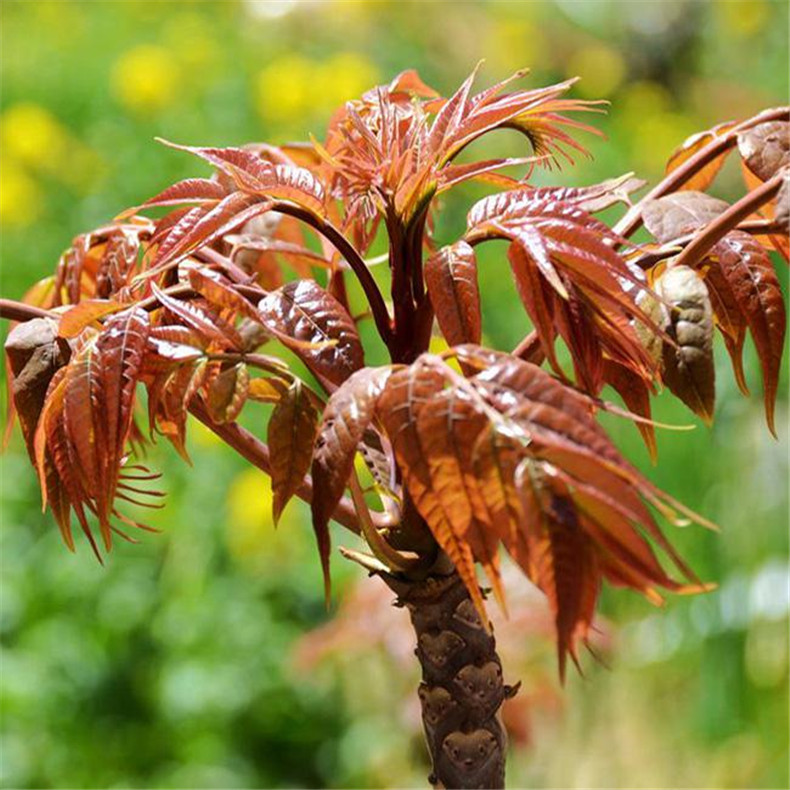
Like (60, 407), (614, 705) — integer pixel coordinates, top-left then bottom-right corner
(386, 570), (511, 789)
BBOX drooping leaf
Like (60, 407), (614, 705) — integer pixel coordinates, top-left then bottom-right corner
(701, 256), (750, 395)
(148, 358), (209, 460)
(94, 309), (151, 516)
(467, 186), (657, 391)
(268, 380), (318, 524)
(516, 463), (600, 680)
(424, 241), (482, 346)
(713, 231), (786, 434)
(655, 265), (716, 424)
(416, 386), (505, 606)
(602, 359), (657, 462)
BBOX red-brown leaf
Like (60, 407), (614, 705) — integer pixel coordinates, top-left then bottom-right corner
(311, 367), (393, 590)
(641, 191), (729, 243)
(268, 381), (318, 524)
(59, 300), (129, 338)
(665, 121), (737, 191)
(377, 362), (487, 618)
(424, 241), (482, 346)
(205, 363), (249, 423)
(714, 231), (786, 434)
(737, 121), (790, 182)
(258, 280), (364, 385)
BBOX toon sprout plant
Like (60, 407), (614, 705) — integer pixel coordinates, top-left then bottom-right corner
(2, 66), (788, 789)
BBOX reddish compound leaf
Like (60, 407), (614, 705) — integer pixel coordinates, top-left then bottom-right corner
(59, 299), (129, 338)
(602, 359), (657, 462)
(151, 283), (243, 349)
(702, 256), (750, 395)
(516, 464), (600, 681)
(377, 361), (487, 619)
(139, 178), (228, 209)
(416, 386), (505, 607)
(94, 309), (151, 524)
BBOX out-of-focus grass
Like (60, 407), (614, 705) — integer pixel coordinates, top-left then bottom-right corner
(0, 1), (787, 788)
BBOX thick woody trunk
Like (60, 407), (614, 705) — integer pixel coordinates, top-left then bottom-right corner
(384, 568), (512, 789)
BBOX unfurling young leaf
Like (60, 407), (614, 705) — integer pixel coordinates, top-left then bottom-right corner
(655, 265), (716, 424)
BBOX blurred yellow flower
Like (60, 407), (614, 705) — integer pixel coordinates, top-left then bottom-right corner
(1, 103), (68, 165)
(617, 80), (695, 172)
(256, 54), (315, 126)
(1, 103), (104, 194)
(111, 44), (181, 114)
(0, 159), (42, 228)
(225, 467), (303, 564)
(228, 468), (275, 535)
(619, 80), (672, 115)
(255, 51), (379, 128)
(566, 44), (626, 98)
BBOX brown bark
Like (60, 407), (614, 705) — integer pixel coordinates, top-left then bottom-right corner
(384, 567), (515, 789)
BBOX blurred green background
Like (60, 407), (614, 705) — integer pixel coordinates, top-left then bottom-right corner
(1, 1), (788, 787)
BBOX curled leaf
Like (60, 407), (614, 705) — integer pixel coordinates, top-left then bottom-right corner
(655, 265), (716, 424)
(737, 121), (790, 182)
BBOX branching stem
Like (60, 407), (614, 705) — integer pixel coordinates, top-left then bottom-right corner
(614, 106), (789, 240)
